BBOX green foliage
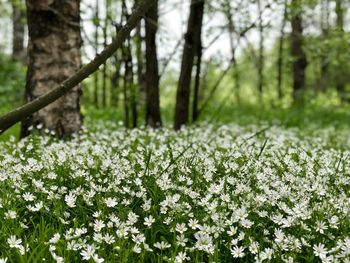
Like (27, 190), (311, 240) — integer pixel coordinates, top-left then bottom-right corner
(0, 54), (25, 141)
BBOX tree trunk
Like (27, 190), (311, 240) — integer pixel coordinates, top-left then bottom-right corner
(277, 0), (287, 101)
(291, 0), (307, 102)
(111, 49), (122, 107)
(335, 0), (346, 102)
(192, 42), (202, 123)
(257, 0), (264, 100)
(12, 1), (26, 63)
(225, 0), (240, 104)
(135, 22), (146, 106)
(93, 0), (99, 108)
(102, 0), (110, 108)
(21, 0), (82, 138)
(145, 0), (162, 127)
(174, 0), (205, 130)
(121, 0), (137, 128)
(319, 0), (329, 92)
(0, 0), (157, 135)
(135, 0), (147, 107)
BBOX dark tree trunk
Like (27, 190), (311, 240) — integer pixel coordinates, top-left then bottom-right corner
(174, 0), (205, 130)
(291, 0), (307, 102)
(111, 49), (122, 107)
(225, 0), (240, 104)
(277, 0), (287, 101)
(192, 42), (202, 123)
(335, 0), (346, 102)
(121, 0), (137, 128)
(12, 1), (26, 62)
(319, 0), (329, 92)
(102, 0), (110, 108)
(21, 0), (82, 138)
(135, 22), (146, 106)
(257, 0), (264, 100)
(145, 0), (162, 127)
(191, 0), (204, 123)
(93, 0), (99, 108)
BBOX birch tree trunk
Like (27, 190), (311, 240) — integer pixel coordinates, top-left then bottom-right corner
(21, 0), (82, 138)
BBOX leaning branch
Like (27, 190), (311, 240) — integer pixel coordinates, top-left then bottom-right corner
(0, 0), (156, 135)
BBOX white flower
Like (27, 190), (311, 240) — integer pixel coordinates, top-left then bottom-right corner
(176, 234), (188, 247)
(175, 251), (189, 263)
(126, 212), (139, 225)
(144, 215), (155, 227)
(194, 233), (214, 254)
(104, 197), (117, 208)
(231, 245), (245, 258)
(260, 247), (274, 261)
(188, 219), (200, 230)
(154, 241), (171, 250)
(274, 228), (285, 244)
(175, 223), (188, 234)
(315, 221), (328, 234)
(227, 226), (237, 236)
(27, 201), (44, 212)
(249, 241), (259, 254)
(51, 252), (64, 263)
(23, 192), (35, 201)
(329, 215), (339, 229)
(103, 233), (115, 244)
(93, 254), (104, 263)
(80, 244), (96, 260)
(49, 233), (61, 244)
(133, 245), (141, 254)
(7, 235), (22, 248)
(4, 210), (17, 219)
(65, 192), (77, 208)
(116, 224), (129, 238)
(132, 233), (146, 245)
(313, 243), (327, 259)
(93, 220), (105, 232)
(47, 172), (57, 179)
(0, 258), (8, 263)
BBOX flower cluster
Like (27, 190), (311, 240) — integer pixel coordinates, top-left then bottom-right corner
(0, 123), (349, 262)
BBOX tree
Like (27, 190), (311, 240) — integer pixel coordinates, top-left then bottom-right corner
(224, 0), (240, 105)
(145, 0), (162, 127)
(290, 0), (307, 102)
(257, 0), (264, 100)
(335, 0), (347, 102)
(174, 0), (205, 130)
(11, 0), (26, 62)
(121, 0), (137, 128)
(277, 0), (288, 101)
(21, 0), (82, 138)
(0, 0), (157, 135)
(93, 0), (100, 108)
(319, 0), (330, 92)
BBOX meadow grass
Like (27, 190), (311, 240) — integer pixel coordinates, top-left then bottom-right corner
(0, 119), (349, 262)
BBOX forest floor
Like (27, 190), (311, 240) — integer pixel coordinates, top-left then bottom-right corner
(0, 118), (349, 262)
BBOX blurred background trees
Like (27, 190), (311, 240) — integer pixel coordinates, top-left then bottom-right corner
(0, 0), (349, 136)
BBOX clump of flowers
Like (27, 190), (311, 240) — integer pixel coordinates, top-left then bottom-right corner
(0, 122), (349, 262)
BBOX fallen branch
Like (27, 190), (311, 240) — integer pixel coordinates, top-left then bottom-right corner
(0, 0), (156, 135)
